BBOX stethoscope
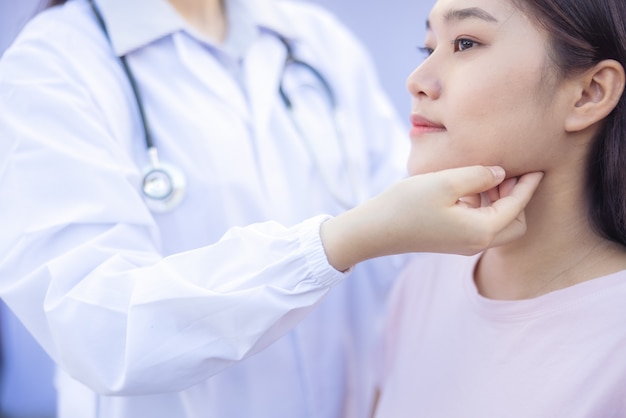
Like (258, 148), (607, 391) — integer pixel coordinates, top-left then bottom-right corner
(90, 0), (358, 213)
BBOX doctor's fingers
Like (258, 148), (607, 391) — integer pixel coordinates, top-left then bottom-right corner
(465, 171), (544, 250)
(430, 165), (507, 203)
(475, 177), (521, 208)
(428, 165), (506, 210)
(481, 176), (520, 205)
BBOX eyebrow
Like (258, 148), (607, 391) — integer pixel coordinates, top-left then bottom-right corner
(426, 7), (499, 29)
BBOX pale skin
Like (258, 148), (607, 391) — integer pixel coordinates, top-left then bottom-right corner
(402, 0), (626, 301)
(167, 0), (227, 42)
(321, 167), (542, 272)
(167, 0), (546, 272)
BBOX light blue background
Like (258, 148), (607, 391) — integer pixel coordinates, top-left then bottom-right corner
(0, 1), (432, 416)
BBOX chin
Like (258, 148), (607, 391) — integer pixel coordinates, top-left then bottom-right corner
(406, 158), (467, 177)
(407, 165), (443, 177)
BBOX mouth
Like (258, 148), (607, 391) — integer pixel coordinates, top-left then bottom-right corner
(409, 114), (446, 137)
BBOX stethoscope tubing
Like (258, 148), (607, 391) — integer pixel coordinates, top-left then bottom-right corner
(90, 0), (154, 151)
(278, 36), (336, 110)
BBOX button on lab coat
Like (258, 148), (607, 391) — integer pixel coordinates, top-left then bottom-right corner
(0, 0), (409, 417)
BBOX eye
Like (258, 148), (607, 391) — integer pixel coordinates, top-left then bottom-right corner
(453, 38), (479, 52)
(417, 46), (434, 58)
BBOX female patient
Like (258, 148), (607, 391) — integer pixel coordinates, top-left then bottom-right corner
(373, 0), (626, 416)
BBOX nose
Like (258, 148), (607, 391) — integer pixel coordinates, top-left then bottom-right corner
(406, 60), (441, 100)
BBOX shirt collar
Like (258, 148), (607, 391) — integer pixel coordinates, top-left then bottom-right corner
(93, 0), (300, 57)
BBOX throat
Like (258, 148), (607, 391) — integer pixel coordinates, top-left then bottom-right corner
(168, 0), (227, 43)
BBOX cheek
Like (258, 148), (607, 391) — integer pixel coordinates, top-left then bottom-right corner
(457, 67), (540, 129)
(449, 73), (552, 168)
(406, 74), (556, 177)
(406, 134), (492, 176)
(406, 37), (563, 176)
(406, 85), (511, 176)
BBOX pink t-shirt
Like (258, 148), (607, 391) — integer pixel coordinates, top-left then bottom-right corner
(375, 253), (626, 418)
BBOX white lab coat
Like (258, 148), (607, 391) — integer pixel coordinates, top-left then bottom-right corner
(0, 0), (409, 417)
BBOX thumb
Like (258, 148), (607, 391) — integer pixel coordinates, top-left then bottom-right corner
(490, 171), (544, 220)
(433, 165), (506, 202)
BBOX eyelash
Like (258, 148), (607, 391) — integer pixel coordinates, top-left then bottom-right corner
(417, 46), (434, 57)
(453, 38), (479, 52)
(417, 37), (480, 57)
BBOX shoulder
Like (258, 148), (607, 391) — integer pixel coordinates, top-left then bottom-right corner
(1, 1), (116, 92)
(0, 2), (138, 152)
(385, 254), (478, 316)
(267, 1), (393, 119)
(399, 253), (479, 285)
(274, 1), (354, 37)
(271, 1), (371, 64)
(379, 254), (477, 367)
(386, 254), (478, 318)
(0, 1), (114, 90)
(6, 2), (104, 55)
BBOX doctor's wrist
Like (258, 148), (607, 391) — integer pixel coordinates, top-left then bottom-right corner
(319, 207), (383, 272)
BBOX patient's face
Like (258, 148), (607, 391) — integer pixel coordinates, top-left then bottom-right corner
(405, 0), (569, 177)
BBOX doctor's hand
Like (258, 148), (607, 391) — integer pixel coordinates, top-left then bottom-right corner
(320, 166), (544, 272)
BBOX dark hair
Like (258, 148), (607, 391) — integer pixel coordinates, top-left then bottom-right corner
(46, 0), (67, 6)
(515, 0), (626, 247)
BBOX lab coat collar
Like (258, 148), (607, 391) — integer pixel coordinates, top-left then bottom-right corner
(93, 0), (300, 57)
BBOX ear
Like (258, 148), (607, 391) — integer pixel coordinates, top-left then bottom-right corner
(565, 59), (625, 133)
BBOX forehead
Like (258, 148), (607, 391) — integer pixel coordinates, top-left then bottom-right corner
(428, 0), (520, 28)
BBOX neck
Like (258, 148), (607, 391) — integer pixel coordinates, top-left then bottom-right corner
(475, 169), (626, 300)
(168, 0), (227, 42)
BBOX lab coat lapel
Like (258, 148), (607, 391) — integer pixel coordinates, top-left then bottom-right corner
(244, 35), (285, 137)
(173, 34), (250, 122)
(243, 35), (295, 221)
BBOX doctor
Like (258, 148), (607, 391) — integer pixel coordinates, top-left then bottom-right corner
(0, 0), (542, 417)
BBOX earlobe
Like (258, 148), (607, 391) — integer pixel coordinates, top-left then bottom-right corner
(565, 59), (625, 132)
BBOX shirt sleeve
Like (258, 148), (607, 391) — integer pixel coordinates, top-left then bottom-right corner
(0, 20), (346, 396)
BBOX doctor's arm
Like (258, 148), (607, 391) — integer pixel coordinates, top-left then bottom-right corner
(321, 166), (544, 272)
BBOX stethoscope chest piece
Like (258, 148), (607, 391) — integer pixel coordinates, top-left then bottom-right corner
(142, 161), (186, 213)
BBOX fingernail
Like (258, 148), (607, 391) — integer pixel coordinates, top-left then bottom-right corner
(487, 166), (505, 182)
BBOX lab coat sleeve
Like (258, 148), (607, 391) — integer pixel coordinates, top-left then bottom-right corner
(0, 27), (346, 396)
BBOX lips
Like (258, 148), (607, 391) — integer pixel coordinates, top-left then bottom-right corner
(411, 113), (446, 131)
(410, 114), (446, 136)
